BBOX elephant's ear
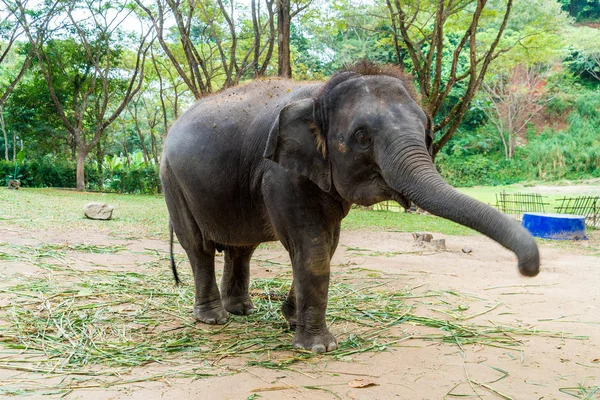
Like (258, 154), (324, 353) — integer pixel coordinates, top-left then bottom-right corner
(264, 98), (331, 192)
(425, 115), (435, 159)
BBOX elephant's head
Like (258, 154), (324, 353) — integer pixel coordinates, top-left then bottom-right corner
(264, 62), (539, 277)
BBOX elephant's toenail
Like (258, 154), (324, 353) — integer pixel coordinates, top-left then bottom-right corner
(311, 344), (326, 353)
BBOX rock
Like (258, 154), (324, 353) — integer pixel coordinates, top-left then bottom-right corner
(8, 180), (20, 190)
(412, 232), (433, 242)
(431, 239), (446, 251)
(462, 247), (472, 254)
(83, 202), (114, 220)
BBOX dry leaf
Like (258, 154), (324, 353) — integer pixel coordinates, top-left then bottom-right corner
(348, 378), (377, 388)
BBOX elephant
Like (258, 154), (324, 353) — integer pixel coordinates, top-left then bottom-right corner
(161, 61), (540, 353)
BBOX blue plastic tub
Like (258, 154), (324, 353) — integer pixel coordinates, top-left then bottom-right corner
(522, 212), (587, 240)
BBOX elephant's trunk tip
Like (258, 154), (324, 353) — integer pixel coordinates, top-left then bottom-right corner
(516, 235), (540, 277)
(518, 251), (540, 277)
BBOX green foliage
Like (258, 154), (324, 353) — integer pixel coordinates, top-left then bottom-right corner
(559, 0), (600, 21)
(0, 156), (76, 188)
(0, 152), (161, 194)
(437, 152), (527, 187)
(92, 152), (161, 195)
(439, 88), (600, 186)
(525, 91), (600, 180)
(565, 48), (600, 82)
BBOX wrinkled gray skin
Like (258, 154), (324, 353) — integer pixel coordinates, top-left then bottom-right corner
(161, 69), (540, 353)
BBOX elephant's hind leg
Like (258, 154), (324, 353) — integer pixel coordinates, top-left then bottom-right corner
(163, 176), (227, 324)
(187, 247), (227, 324)
(222, 245), (257, 316)
(282, 281), (297, 330)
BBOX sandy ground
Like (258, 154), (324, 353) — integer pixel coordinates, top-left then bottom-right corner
(1, 222), (599, 400)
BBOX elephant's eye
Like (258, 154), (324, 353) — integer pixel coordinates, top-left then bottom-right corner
(355, 129), (371, 145)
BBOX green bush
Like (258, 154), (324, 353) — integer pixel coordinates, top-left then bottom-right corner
(1, 156), (76, 188)
(437, 152), (527, 187)
(92, 152), (161, 194)
(439, 88), (600, 186)
(0, 153), (161, 194)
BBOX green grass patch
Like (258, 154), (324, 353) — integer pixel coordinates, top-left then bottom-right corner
(0, 188), (490, 238)
(0, 188), (169, 239)
(342, 208), (476, 235)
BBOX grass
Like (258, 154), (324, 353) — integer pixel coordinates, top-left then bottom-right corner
(0, 188), (479, 238)
(0, 188), (167, 239)
(3, 185), (596, 239)
(458, 182), (600, 208)
(342, 207), (476, 235)
(0, 187), (598, 397)
(0, 244), (582, 395)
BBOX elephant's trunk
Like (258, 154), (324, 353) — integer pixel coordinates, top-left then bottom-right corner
(383, 145), (539, 277)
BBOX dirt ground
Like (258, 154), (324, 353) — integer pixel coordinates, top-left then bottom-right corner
(1, 220), (599, 400)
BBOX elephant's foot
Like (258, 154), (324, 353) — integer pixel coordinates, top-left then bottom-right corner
(282, 301), (297, 330)
(194, 300), (228, 324)
(223, 296), (254, 316)
(293, 327), (338, 353)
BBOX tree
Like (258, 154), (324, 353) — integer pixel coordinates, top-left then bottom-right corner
(136, 0), (276, 98)
(10, 0), (151, 190)
(0, 0), (52, 160)
(559, 0), (600, 21)
(0, 3), (33, 110)
(276, 0), (312, 78)
(277, 0), (291, 77)
(482, 65), (552, 159)
(384, 0), (518, 159)
(252, 0), (276, 77)
(149, 45), (191, 133)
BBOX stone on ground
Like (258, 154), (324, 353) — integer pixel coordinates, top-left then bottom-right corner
(83, 202), (114, 220)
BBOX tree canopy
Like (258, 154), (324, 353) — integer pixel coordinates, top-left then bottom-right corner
(0, 0), (599, 191)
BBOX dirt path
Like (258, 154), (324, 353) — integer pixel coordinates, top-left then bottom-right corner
(1, 226), (599, 399)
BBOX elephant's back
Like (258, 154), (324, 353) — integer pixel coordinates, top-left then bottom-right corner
(161, 79), (320, 245)
(164, 79), (319, 172)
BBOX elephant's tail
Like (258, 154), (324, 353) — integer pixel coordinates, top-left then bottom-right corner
(169, 220), (181, 286)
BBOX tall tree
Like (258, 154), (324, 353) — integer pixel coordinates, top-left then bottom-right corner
(252, 0), (276, 77)
(0, 3), (33, 109)
(276, 0), (311, 78)
(277, 0), (291, 77)
(386, 0), (514, 158)
(10, 0), (151, 190)
(482, 65), (552, 159)
(137, 0), (276, 99)
(0, 0), (50, 159)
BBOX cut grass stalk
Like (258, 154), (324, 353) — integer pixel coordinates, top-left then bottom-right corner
(0, 242), (587, 395)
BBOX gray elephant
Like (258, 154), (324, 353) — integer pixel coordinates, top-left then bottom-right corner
(161, 61), (539, 353)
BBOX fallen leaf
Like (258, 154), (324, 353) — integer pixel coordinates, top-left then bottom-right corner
(348, 378), (377, 388)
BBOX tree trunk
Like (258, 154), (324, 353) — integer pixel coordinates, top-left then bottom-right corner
(0, 108), (8, 161)
(277, 0), (292, 78)
(12, 130), (17, 162)
(76, 147), (86, 191)
(123, 134), (131, 167)
(252, 0), (260, 77)
(150, 129), (160, 165)
(96, 141), (104, 189)
(135, 119), (150, 164)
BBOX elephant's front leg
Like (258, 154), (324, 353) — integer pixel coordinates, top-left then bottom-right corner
(282, 224), (340, 333)
(291, 241), (337, 353)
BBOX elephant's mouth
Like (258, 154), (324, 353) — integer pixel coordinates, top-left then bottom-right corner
(392, 192), (411, 209)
